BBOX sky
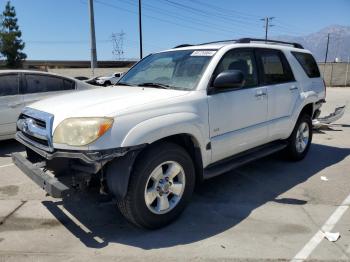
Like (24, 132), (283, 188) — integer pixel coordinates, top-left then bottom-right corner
(1, 0), (350, 60)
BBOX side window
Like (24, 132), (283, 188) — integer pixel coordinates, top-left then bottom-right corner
(24, 74), (67, 93)
(292, 52), (320, 78)
(63, 79), (76, 90)
(0, 74), (19, 96)
(214, 49), (258, 88)
(258, 50), (295, 85)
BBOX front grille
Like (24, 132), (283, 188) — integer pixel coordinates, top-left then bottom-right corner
(17, 108), (54, 152)
(21, 132), (49, 147)
(19, 114), (46, 128)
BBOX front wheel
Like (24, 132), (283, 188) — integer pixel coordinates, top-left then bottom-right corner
(116, 142), (195, 229)
(285, 114), (312, 161)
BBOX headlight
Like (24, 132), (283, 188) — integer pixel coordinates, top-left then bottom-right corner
(53, 117), (114, 146)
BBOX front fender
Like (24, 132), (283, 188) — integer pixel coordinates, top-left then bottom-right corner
(121, 112), (211, 167)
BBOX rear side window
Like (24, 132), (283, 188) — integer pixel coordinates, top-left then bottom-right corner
(292, 52), (320, 78)
(0, 74), (19, 96)
(24, 74), (74, 94)
(63, 79), (75, 90)
(258, 49), (295, 85)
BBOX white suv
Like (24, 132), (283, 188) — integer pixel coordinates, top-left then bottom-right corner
(12, 38), (326, 229)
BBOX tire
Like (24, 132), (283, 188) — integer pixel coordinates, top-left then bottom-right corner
(104, 81), (111, 86)
(285, 114), (312, 161)
(116, 142), (195, 229)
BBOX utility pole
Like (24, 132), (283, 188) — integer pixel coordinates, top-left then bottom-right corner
(138, 0), (143, 60)
(323, 33), (330, 77)
(88, 0), (98, 76)
(261, 17), (274, 41)
(345, 56), (349, 87)
(324, 33), (330, 63)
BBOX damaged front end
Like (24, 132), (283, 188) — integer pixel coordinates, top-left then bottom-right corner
(12, 108), (145, 198)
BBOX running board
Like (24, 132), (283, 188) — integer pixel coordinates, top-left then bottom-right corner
(203, 141), (288, 179)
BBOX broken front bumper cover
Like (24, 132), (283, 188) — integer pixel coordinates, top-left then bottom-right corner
(15, 132), (146, 164)
(13, 133), (146, 198)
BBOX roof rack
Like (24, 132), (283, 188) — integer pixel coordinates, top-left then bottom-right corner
(236, 38), (304, 49)
(174, 38), (304, 49)
(198, 39), (237, 46)
(173, 44), (193, 48)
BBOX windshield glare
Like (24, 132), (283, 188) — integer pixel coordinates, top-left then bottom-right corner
(118, 50), (215, 90)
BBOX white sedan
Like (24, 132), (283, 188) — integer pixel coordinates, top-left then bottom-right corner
(0, 70), (95, 141)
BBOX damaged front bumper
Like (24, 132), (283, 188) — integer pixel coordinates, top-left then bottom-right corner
(12, 152), (70, 198)
(13, 132), (146, 198)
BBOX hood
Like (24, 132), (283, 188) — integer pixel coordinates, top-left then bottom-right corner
(28, 86), (189, 127)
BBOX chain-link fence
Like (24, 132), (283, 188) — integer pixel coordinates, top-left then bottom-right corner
(318, 62), (350, 87)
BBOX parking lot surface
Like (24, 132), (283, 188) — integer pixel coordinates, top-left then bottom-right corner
(0, 88), (350, 261)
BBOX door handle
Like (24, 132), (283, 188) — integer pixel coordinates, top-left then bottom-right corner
(255, 90), (267, 98)
(289, 85), (298, 91)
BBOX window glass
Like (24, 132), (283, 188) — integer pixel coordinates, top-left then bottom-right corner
(214, 49), (258, 87)
(292, 52), (320, 78)
(63, 79), (75, 90)
(259, 50), (294, 85)
(24, 74), (67, 93)
(0, 74), (19, 96)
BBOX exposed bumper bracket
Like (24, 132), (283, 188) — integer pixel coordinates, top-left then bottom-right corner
(12, 152), (70, 198)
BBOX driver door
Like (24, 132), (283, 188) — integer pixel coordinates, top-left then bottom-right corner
(207, 48), (269, 163)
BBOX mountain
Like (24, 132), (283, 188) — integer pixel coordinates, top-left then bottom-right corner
(274, 25), (350, 62)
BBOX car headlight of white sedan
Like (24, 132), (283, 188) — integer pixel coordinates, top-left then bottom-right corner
(53, 117), (114, 146)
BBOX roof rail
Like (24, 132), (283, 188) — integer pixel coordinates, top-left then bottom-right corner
(236, 38), (304, 49)
(198, 39), (237, 46)
(174, 44), (193, 48)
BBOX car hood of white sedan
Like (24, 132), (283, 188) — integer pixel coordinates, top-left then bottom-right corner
(28, 85), (190, 126)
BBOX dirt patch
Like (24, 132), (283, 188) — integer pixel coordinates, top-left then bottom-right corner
(0, 237), (4, 242)
(0, 185), (19, 196)
(0, 216), (62, 232)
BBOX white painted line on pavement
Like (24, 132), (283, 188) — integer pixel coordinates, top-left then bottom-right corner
(291, 193), (350, 261)
(0, 163), (14, 168)
(57, 205), (104, 244)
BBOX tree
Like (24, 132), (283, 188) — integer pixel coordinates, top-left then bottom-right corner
(0, 1), (26, 68)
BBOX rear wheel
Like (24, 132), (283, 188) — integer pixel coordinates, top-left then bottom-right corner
(285, 114), (312, 161)
(116, 142), (195, 229)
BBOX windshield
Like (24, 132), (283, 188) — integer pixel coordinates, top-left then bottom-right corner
(118, 50), (216, 90)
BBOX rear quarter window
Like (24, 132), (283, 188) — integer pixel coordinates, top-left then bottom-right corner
(292, 52), (320, 78)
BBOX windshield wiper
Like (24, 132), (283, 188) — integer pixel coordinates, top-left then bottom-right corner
(137, 82), (171, 89)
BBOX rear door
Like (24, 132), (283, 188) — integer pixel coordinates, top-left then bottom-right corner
(0, 73), (23, 137)
(22, 73), (76, 107)
(255, 49), (297, 139)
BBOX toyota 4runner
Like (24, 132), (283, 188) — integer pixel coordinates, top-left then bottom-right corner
(12, 38), (326, 229)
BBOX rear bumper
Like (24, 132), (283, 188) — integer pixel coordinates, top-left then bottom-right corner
(12, 152), (70, 198)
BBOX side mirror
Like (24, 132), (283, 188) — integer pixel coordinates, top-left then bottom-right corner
(213, 70), (244, 89)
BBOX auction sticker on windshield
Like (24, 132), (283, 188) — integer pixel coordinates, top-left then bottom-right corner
(191, 50), (216, 56)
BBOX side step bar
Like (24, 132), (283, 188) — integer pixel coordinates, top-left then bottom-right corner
(204, 141), (288, 179)
(12, 153), (70, 198)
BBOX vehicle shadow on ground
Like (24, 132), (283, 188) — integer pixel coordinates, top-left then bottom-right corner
(0, 139), (24, 158)
(42, 143), (350, 250)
